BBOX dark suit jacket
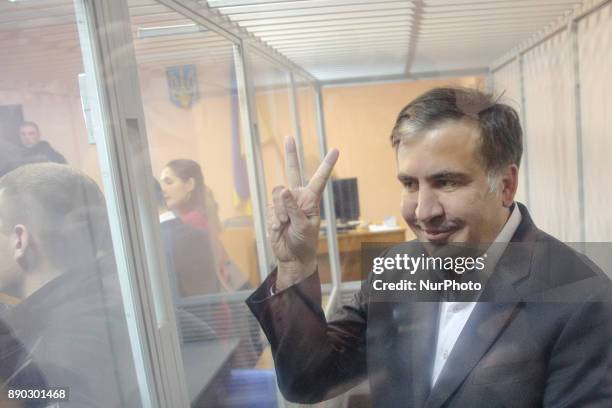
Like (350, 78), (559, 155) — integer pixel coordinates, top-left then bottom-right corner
(22, 141), (67, 164)
(0, 318), (48, 408)
(2, 259), (141, 407)
(246, 203), (612, 407)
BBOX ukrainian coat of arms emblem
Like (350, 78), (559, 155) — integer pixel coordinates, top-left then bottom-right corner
(166, 64), (200, 108)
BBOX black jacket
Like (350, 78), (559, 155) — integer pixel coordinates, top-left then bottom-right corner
(2, 259), (140, 407)
(22, 141), (67, 164)
(247, 203), (612, 407)
(160, 217), (221, 297)
(0, 318), (48, 407)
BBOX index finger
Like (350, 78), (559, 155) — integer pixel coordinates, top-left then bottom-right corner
(284, 136), (302, 188)
(306, 148), (339, 198)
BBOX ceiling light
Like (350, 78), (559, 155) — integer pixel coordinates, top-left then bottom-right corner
(137, 24), (207, 39)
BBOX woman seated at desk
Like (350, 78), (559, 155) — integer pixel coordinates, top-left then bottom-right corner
(160, 159), (249, 293)
(159, 160), (261, 369)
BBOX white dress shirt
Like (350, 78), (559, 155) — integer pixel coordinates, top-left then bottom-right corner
(159, 210), (177, 223)
(431, 203), (522, 386)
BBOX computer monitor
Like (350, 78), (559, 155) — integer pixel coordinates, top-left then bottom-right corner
(321, 177), (360, 224)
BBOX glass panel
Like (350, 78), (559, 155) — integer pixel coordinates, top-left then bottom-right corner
(249, 51), (294, 204)
(0, 1), (144, 406)
(293, 76), (337, 300)
(293, 77), (320, 187)
(294, 75), (407, 287)
(127, 1), (273, 406)
(248, 54), (337, 292)
(292, 77), (334, 287)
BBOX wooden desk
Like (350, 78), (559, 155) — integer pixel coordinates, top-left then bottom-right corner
(317, 228), (406, 283)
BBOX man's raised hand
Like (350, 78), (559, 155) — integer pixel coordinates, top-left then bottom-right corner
(268, 136), (339, 290)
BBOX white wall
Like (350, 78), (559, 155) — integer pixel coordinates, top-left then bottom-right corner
(492, 3), (612, 242)
(522, 30), (581, 242)
(578, 2), (612, 242)
(491, 60), (529, 206)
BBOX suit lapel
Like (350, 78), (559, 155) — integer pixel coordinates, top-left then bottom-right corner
(396, 301), (440, 407)
(424, 301), (520, 408)
(385, 249), (447, 407)
(424, 218), (535, 408)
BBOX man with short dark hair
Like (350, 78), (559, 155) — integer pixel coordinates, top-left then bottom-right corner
(0, 163), (139, 407)
(18, 121), (67, 164)
(246, 87), (612, 407)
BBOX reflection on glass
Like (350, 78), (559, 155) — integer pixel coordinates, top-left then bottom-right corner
(292, 76), (335, 311)
(297, 78), (412, 285)
(250, 51), (295, 199)
(293, 77), (339, 287)
(128, 1), (274, 406)
(0, 3), (142, 406)
(294, 77), (320, 180)
(128, 2), (259, 294)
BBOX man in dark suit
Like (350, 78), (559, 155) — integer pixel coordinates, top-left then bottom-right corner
(246, 88), (612, 407)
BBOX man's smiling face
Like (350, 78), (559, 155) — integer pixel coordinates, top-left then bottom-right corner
(397, 119), (508, 252)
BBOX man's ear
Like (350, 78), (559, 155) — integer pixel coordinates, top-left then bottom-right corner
(12, 224), (31, 264)
(500, 164), (519, 207)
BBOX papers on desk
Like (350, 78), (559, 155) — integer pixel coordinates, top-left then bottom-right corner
(368, 215), (400, 232)
(368, 224), (402, 232)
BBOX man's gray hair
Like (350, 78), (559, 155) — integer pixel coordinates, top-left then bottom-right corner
(0, 163), (112, 271)
(390, 87), (523, 187)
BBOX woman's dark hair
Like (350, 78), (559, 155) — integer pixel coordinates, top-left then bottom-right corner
(165, 159), (206, 212)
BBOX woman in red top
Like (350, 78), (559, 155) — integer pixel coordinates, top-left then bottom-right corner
(160, 160), (261, 366)
(160, 159), (248, 292)
(160, 159), (209, 230)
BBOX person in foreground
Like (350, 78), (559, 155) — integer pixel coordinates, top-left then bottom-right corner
(0, 163), (140, 407)
(246, 87), (612, 407)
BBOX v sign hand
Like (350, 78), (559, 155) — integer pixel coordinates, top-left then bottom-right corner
(268, 136), (339, 291)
